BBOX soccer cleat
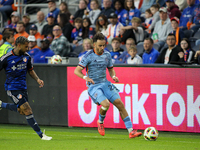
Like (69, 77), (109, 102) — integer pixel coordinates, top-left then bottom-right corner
(97, 120), (105, 136)
(0, 100), (2, 110)
(129, 130), (142, 138)
(41, 130), (52, 140)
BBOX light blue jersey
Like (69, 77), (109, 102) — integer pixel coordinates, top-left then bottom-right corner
(79, 49), (120, 104)
(79, 49), (113, 84)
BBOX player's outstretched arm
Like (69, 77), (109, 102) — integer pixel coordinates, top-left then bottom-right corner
(74, 66), (95, 84)
(108, 68), (119, 83)
(28, 70), (44, 88)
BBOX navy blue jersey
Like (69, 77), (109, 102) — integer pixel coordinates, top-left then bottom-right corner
(0, 50), (33, 90)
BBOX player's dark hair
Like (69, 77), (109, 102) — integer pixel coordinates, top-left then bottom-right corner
(15, 36), (29, 46)
(92, 33), (106, 43)
(3, 31), (14, 41)
(144, 37), (153, 44)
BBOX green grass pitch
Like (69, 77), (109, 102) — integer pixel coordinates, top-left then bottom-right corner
(0, 124), (199, 150)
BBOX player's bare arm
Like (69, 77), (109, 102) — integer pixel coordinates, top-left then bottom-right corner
(74, 65), (95, 84)
(108, 68), (119, 83)
(28, 70), (44, 88)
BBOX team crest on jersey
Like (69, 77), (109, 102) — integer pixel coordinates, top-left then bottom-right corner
(23, 57), (27, 62)
(94, 93), (98, 98)
(79, 32), (82, 36)
(17, 94), (22, 99)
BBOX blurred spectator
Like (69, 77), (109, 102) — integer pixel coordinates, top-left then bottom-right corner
(50, 25), (71, 57)
(0, 0), (14, 23)
(33, 38), (55, 63)
(99, 0), (115, 18)
(83, 0), (101, 25)
(155, 33), (181, 64)
(114, 0), (126, 26)
(121, 17), (143, 44)
(140, 0), (156, 14)
(41, 12), (57, 37)
(170, 17), (185, 46)
(104, 13), (123, 44)
(126, 45), (142, 64)
(166, 0), (181, 19)
(45, 33), (54, 45)
(152, 7), (173, 48)
(35, 11), (47, 34)
(175, 0), (188, 11)
(178, 38), (195, 63)
(82, 17), (94, 39)
(57, 13), (73, 42)
(194, 50), (200, 64)
(189, 2), (200, 33)
(179, 0), (196, 31)
(46, 0), (60, 23)
(29, 24), (43, 48)
(27, 35), (40, 59)
(142, 37), (160, 64)
(71, 18), (83, 46)
(110, 37), (124, 63)
(78, 38), (93, 61)
(59, 2), (71, 19)
(95, 14), (108, 35)
(147, 3), (160, 33)
(14, 21), (29, 41)
(121, 0), (141, 26)
(142, 9), (153, 30)
(115, 38), (135, 63)
(0, 31), (14, 57)
(22, 14), (33, 34)
(70, 0), (87, 21)
(8, 11), (20, 33)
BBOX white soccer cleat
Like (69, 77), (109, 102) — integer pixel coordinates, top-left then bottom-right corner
(0, 100), (2, 110)
(41, 130), (52, 140)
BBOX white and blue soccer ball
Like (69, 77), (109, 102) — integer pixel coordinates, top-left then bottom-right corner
(143, 127), (159, 141)
(50, 55), (62, 64)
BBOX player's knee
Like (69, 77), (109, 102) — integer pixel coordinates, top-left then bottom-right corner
(101, 106), (109, 111)
(23, 108), (33, 115)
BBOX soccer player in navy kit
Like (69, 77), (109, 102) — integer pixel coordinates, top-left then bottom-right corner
(74, 33), (142, 138)
(0, 36), (52, 140)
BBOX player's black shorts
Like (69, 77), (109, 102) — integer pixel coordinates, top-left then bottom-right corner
(6, 90), (28, 107)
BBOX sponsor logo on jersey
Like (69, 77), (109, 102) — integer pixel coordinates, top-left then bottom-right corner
(11, 60), (15, 63)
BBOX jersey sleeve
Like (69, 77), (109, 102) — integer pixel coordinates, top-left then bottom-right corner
(107, 53), (113, 69)
(27, 56), (33, 70)
(0, 56), (7, 71)
(78, 54), (90, 68)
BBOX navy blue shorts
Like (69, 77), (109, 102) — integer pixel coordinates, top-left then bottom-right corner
(6, 90), (28, 107)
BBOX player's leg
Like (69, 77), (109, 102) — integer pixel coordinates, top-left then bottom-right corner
(0, 100), (18, 112)
(113, 98), (142, 138)
(19, 102), (52, 140)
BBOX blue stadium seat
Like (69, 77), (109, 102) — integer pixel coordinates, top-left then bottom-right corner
(183, 30), (194, 39)
(120, 44), (127, 51)
(69, 45), (83, 57)
(106, 44), (112, 51)
(153, 43), (160, 51)
(136, 44), (144, 56)
(192, 45), (200, 52)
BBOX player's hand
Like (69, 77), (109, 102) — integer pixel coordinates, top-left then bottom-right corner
(84, 77), (95, 84)
(37, 79), (44, 88)
(112, 76), (119, 83)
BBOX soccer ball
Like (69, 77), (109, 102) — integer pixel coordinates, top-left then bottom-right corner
(50, 55), (62, 64)
(143, 127), (159, 141)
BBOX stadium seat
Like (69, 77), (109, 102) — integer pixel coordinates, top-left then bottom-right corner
(153, 43), (160, 51)
(189, 37), (197, 48)
(193, 29), (200, 39)
(69, 45), (83, 57)
(136, 44), (144, 56)
(192, 45), (200, 52)
(120, 44), (127, 51)
(183, 30), (194, 39)
(106, 44), (112, 51)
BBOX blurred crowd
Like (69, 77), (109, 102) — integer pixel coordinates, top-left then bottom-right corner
(0, 0), (200, 65)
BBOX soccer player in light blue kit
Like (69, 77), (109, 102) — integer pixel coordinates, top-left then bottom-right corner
(74, 33), (142, 138)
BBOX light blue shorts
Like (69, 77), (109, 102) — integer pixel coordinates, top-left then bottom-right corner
(88, 81), (120, 105)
